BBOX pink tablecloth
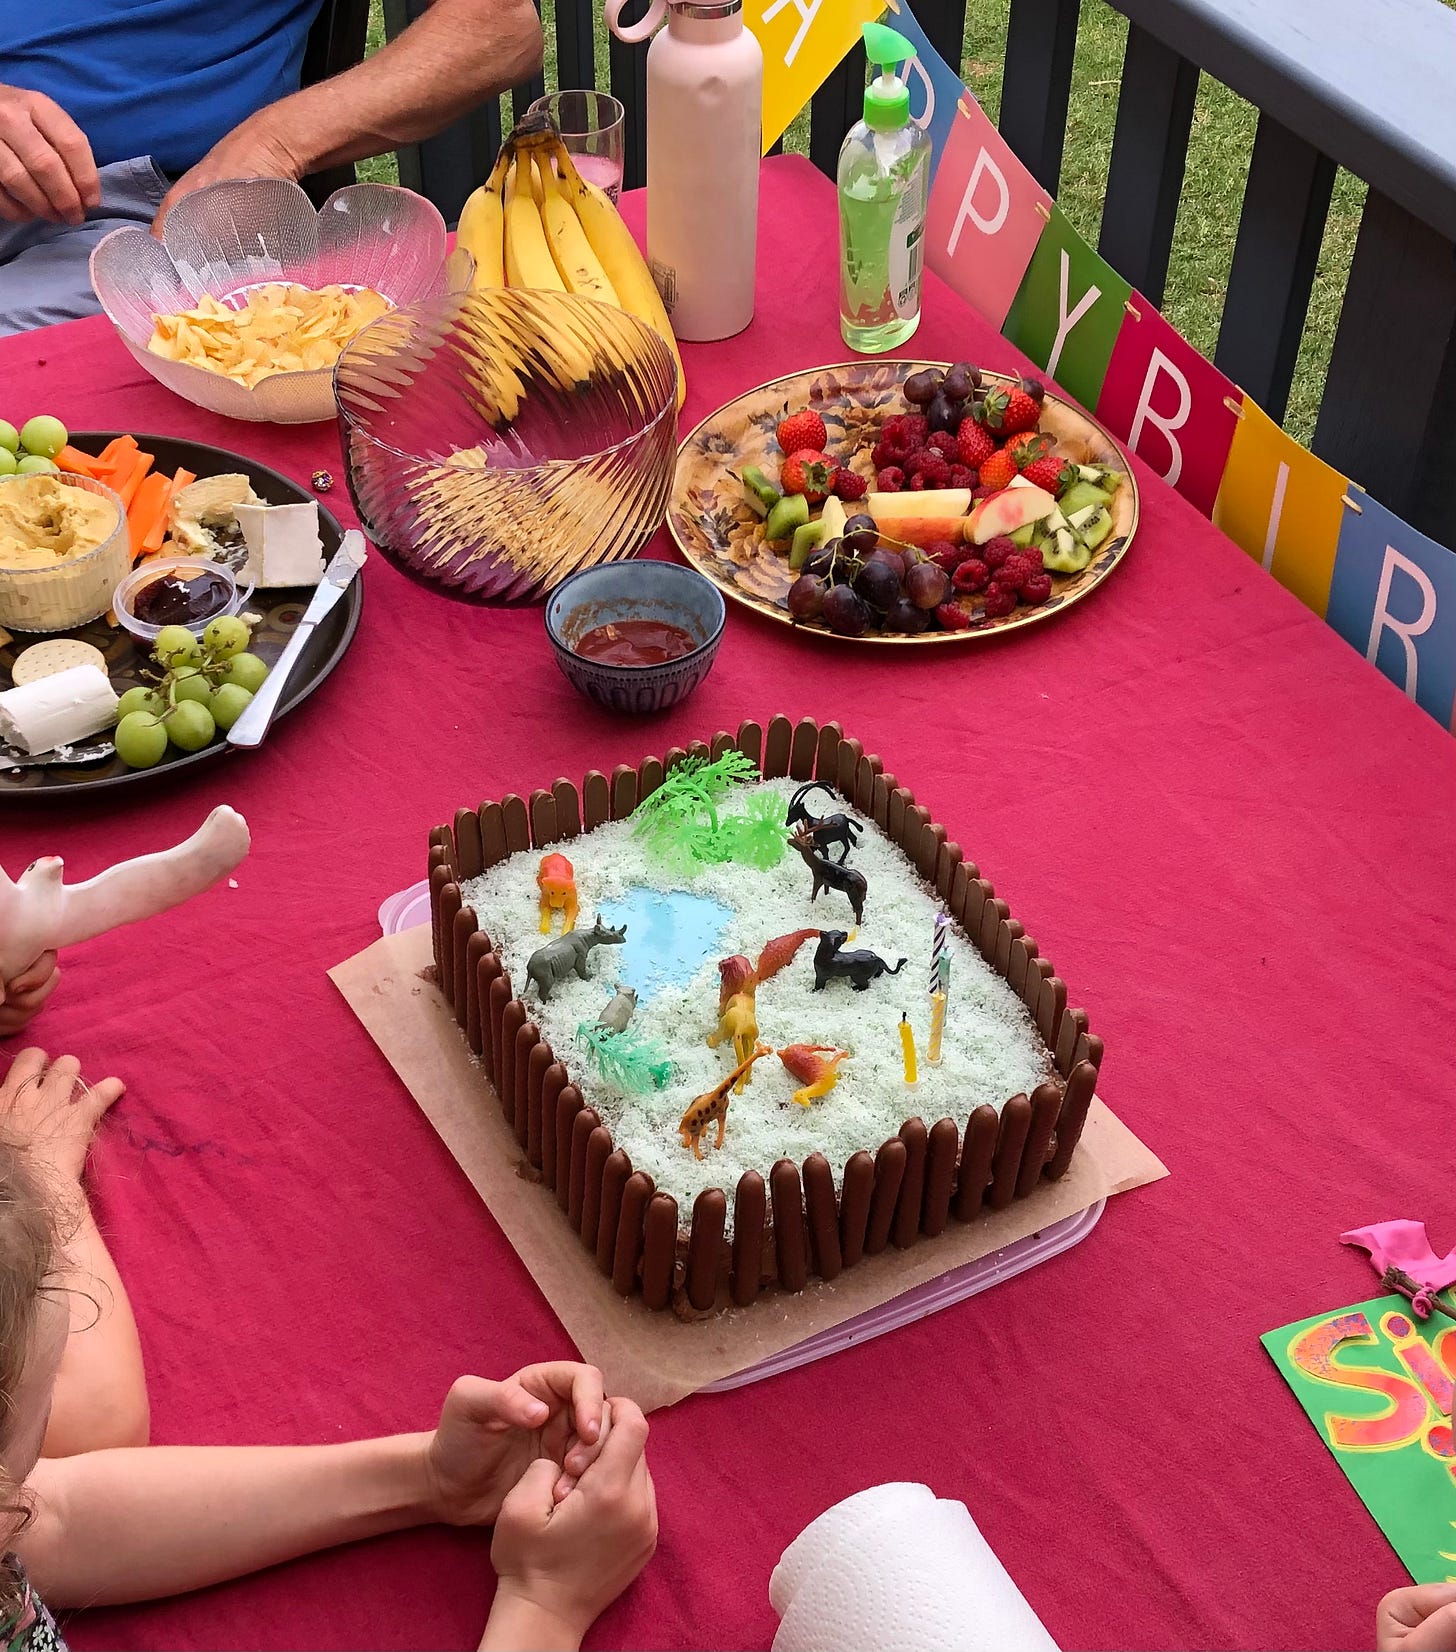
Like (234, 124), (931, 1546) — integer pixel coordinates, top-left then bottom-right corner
(1, 155), (1452, 1652)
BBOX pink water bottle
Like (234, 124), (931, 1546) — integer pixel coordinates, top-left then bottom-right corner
(606, 0), (763, 341)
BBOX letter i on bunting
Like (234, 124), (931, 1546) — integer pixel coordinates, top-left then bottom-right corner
(1096, 296), (1239, 516)
(749, 0), (884, 152)
(1213, 397), (1348, 618)
(1324, 488), (1456, 730)
(1001, 203), (1130, 413)
(924, 94), (1049, 329)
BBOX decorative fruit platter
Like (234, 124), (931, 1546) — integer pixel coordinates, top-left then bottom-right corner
(669, 360), (1139, 644)
(0, 431), (361, 796)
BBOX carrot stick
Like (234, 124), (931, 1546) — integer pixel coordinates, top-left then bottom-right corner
(126, 471), (172, 555)
(55, 445), (99, 478)
(138, 468), (194, 556)
(112, 452), (154, 510)
(93, 435), (138, 474)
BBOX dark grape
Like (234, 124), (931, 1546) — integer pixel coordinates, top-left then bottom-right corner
(866, 547), (905, 581)
(883, 596), (931, 634)
(926, 392), (962, 434)
(787, 574), (827, 621)
(943, 363), (976, 402)
(843, 515), (879, 557)
(822, 585), (870, 636)
(903, 369), (942, 406)
(1023, 377), (1045, 403)
(906, 562), (950, 610)
(854, 558), (902, 612)
(803, 538), (843, 582)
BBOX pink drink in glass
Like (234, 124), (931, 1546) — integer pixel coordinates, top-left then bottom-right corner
(570, 150), (624, 202)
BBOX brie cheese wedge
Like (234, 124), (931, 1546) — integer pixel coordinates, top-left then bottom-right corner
(234, 502), (326, 588)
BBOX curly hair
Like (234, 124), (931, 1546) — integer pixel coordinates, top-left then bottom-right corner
(0, 1132), (60, 1622)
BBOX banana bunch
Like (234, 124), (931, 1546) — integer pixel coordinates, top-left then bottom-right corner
(455, 121), (686, 411)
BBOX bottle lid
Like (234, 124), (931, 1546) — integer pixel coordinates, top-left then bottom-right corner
(861, 21), (913, 129)
(670, 0), (741, 13)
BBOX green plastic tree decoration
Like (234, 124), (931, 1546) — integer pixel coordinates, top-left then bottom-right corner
(632, 751), (786, 873)
(576, 1022), (674, 1094)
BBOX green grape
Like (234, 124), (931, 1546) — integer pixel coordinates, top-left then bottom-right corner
(171, 668), (213, 705)
(165, 700), (215, 752)
(0, 421), (17, 455)
(16, 455), (57, 475)
(209, 683), (252, 731)
(114, 711), (168, 769)
(18, 416), (67, 459)
(152, 624), (201, 668)
(0, 449), (15, 477)
(116, 685), (164, 719)
(202, 614), (250, 660)
(223, 652), (268, 694)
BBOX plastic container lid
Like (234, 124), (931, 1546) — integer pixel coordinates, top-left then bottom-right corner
(862, 21), (913, 130)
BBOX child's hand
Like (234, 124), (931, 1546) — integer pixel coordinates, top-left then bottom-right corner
(483, 1398), (657, 1652)
(0, 953), (59, 1036)
(1379, 1586), (1456, 1650)
(0, 1045), (123, 1182)
(424, 1363), (607, 1527)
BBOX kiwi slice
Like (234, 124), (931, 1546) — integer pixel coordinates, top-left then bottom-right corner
(742, 465), (781, 518)
(764, 492), (810, 544)
(789, 520), (826, 569)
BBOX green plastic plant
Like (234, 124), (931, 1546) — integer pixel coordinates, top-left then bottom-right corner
(632, 751), (786, 874)
(576, 1022), (674, 1094)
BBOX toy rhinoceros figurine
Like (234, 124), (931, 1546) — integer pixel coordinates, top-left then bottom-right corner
(526, 918), (626, 1002)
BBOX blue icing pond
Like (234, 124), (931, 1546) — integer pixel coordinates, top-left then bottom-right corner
(595, 887), (734, 1005)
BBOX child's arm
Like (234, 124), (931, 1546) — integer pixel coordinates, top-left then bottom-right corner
(0, 953), (59, 1035)
(18, 1365), (609, 1608)
(20, 1434), (437, 1604)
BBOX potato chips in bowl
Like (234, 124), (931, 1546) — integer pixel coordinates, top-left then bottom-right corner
(90, 179), (473, 423)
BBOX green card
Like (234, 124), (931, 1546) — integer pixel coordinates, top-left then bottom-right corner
(1001, 203), (1130, 414)
(1263, 1294), (1456, 1582)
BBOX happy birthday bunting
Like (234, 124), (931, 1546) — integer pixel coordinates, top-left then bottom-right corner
(1001, 202), (1130, 413)
(748, 0), (885, 153)
(879, 0), (971, 177)
(1214, 397), (1348, 618)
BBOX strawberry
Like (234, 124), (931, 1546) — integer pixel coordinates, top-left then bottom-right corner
(1020, 453), (1074, 495)
(831, 468), (867, 501)
(978, 447), (1019, 491)
(978, 379), (1041, 435)
(956, 423), (997, 469)
(781, 449), (835, 504)
(777, 409), (827, 456)
(1004, 431), (1049, 463)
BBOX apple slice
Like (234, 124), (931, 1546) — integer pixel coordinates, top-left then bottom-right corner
(966, 483), (1058, 545)
(865, 488), (973, 549)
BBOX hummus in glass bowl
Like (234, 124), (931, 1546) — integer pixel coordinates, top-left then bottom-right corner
(0, 473), (130, 632)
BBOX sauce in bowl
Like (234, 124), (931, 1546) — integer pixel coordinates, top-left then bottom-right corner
(573, 617), (700, 668)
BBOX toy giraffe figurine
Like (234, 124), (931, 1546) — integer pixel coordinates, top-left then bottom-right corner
(678, 1042), (772, 1160)
(778, 1044), (850, 1108)
(536, 853), (578, 934)
(0, 805), (250, 980)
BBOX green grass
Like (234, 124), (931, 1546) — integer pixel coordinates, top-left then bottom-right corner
(360, 0), (1380, 444)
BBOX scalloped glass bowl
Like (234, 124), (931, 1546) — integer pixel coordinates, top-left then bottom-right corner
(334, 288), (679, 603)
(89, 179), (472, 423)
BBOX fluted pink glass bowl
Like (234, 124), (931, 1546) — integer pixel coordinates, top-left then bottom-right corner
(89, 179), (472, 423)
(334, 288), (678, 603)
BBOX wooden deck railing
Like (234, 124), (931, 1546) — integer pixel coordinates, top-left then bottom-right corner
(354, 0), (1456, 540)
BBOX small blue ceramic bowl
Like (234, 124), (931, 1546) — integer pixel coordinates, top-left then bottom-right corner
(545, 562), (726, 714)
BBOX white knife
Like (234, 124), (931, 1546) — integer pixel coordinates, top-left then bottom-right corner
(227, 531), (367, 750)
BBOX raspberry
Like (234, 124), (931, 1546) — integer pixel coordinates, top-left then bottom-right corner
(928, 430), (959, 461)
(909, 472), (929, 491)
(1021, 572), (1053, 605)
(983, 584), (1019, 618)
(871, 440), (895, 469)
(918, 456), (952, 487)
(934, 601), (974, 631)
(948, 465), (975, 489)
(999, 553), (1035, 589)
(903, 447), (934, 476)
(832, 468), (867, 501)
(972, 484), (999, 500)
(982, 536), (1016, 571)
(875, 466), (905, 492)
(881, 413), (910, 439)
(925, 538), (970, 573)
(1018, 543), (1045, 573)
(956, 423), (998, 469)
(952, 557), (990, 593)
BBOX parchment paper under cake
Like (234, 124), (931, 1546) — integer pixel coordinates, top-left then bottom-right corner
(331, 925), (1166, 1410)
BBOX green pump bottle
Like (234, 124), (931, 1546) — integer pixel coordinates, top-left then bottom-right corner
(837, 21), (932, 353)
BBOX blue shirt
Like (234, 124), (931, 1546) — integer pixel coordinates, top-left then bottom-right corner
(9, 0), (324, 175)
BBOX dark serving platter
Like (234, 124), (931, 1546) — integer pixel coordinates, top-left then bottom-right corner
(0, 432), (362, 797)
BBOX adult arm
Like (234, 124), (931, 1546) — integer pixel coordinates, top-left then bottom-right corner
(0, 90), (98, 225)
(155, 0), (544, 227)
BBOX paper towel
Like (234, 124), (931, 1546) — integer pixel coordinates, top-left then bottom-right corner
(770, 1482), (1058, 1652)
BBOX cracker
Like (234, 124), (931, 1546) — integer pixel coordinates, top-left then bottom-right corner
(11, 638), (108, 686)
